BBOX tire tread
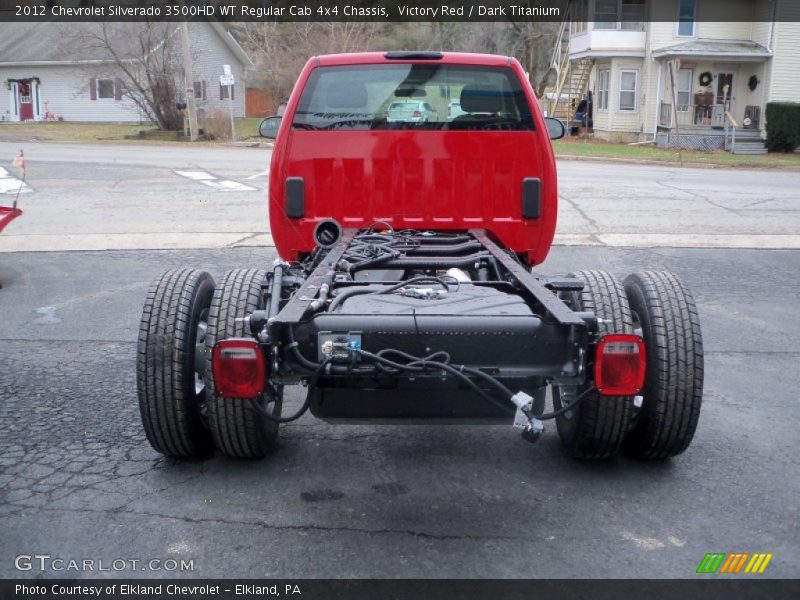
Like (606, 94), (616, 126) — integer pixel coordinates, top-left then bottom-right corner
(136, 268), (214, 457)
(623, 271), (703, 459)
(556, 270), (634, 459)
(206, 269), (277, 458)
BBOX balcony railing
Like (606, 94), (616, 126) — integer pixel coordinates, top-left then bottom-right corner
(570, 27), (647, 56)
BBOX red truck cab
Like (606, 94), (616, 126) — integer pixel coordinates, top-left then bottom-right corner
(265, 52), (560, 266)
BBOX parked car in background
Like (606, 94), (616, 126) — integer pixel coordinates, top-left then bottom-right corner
(447, 99), (466, 120)
(385, 100), (437, 123)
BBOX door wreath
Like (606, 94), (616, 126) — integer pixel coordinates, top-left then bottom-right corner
(699, 72), (713, 87)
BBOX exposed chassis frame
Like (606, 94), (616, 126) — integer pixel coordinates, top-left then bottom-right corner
(261, 229), (594, 392)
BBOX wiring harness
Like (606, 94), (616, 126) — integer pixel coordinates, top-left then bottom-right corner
(252, 342), (595, 430)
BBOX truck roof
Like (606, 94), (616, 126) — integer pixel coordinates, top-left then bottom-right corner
(315, 51), (515, 67)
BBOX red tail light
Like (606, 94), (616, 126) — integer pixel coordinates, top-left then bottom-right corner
(413, 110), (422, 118)
(212, 339), (266, 398)
(594, 334), (646, 396)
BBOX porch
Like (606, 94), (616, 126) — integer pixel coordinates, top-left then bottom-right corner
(655, 125), (767, 155)
(657, 101), (766, 154)
(652, 40), (772, 154)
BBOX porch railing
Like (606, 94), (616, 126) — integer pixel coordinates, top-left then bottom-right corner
(724, 112), (739, 153)
(711, 105), (726, 128)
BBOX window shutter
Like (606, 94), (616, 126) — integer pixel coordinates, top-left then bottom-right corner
(220, 84), (224, 101)
(202, 80), (207, 101)
(114, 78), (122, 101)
(90, 78), (97, 100)
(231, 85), (234, 101)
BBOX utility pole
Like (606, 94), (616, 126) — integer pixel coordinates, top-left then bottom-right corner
(221, 65), (236, 142)
(180, 22), (199, 141)
(228, 87), (236, 141)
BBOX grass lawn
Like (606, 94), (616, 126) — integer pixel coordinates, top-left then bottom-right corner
(554, 137), (800, 169)
(237, 117), (264, 139)
(1, 121), (797, 169)
(0, 122), (159, 143)
(0, 118), (265, 144)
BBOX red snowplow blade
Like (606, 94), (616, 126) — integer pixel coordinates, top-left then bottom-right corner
(0, 207), (22, 233)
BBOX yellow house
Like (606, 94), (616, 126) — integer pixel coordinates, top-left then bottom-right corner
(552, 0), (800, 154)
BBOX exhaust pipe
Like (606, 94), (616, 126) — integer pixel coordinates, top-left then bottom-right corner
(313, 219), (342, 249)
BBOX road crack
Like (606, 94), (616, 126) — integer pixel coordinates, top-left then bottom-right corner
(10, 505), (522, 543)
(656, 174), (743, 216)
(559, 194), (602, 236)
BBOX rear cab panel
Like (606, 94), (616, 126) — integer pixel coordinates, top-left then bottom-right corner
(268, 52), (557, 265)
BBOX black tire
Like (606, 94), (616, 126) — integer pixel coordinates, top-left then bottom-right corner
(554, 271), (634, 459)
(623, 271), (703, 459)
(137, 269), (215, 457)
(206, 269), (281, 458)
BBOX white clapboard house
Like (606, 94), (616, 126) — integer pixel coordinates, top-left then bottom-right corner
(548, 0), (800, 154)
(0, 21), (251, 123)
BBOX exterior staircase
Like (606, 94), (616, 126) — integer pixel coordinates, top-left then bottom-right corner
(546, 8), (593, 131)
(729, 129), (768, 155)
(551, 58), (594, 125)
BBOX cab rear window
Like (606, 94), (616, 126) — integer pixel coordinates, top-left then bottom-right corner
(292, 64), (535, 131)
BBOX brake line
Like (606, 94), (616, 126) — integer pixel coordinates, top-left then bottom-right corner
(250, 358), (333, 423)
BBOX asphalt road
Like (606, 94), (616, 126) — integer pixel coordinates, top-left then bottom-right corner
(1, 141), (799, 252)
(1, 141), (798, 579)
(1, 245), (798, 578)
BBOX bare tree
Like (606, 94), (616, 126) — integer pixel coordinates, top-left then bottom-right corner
(72, 22), (185, 130)
(238, 22), (384, 102)
(238, 18), (560, 104)
(506, 20), (561, 98)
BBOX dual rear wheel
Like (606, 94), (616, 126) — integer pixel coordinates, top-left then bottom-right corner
(137, 268), (281, 459)
(137, 268), (703, 461)
(553, 270), (704, 460)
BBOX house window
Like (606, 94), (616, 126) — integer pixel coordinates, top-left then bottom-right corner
(594, 0), (619, 29)
(97, 79), (114, 99)
(677, 69), (693, 112)
(619, 70), (638, 112)
(194, 81), (206, 102)
(571, 0), (588, 34)
(597, 69), (610, 111)
(18, 82), (31, 103)
(677, 0), (696, 37)
(621, 0), (646, 31)
(592, 0), (645, 31)
(220, 83), (235, 101)
(90, 78), (122, 101)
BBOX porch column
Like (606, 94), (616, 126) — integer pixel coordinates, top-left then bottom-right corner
(8, 82), (19, 121)
(653, 60), (663, 135)
(32, 79), (41, 121)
